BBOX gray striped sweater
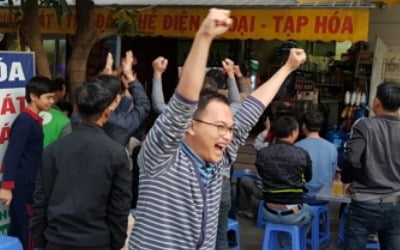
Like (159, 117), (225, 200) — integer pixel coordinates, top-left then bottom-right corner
(129, 93), (264, 250)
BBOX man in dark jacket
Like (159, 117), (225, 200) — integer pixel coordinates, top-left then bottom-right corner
(342, 81), (400, 249)
(71, 51), (151, 148)
(256, 115), (313, 247)
(30, 76), (132, 250)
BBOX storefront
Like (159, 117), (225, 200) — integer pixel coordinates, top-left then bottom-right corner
(0, 3), (381, 130)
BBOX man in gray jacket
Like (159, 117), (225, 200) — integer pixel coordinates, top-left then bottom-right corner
(342, 81), (400, 249)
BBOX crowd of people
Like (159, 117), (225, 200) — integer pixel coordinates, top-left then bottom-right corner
(0, 8), (400, 250)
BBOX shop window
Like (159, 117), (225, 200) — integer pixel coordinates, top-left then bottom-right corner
(43, 37), (67, 79)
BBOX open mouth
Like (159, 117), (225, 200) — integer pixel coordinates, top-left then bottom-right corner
(215, 144), (226, 155)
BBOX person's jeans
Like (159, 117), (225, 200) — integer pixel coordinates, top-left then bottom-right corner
(344, 200), (400, 250)
(215, 178), (232, 250)
(263, 203), (313, 247)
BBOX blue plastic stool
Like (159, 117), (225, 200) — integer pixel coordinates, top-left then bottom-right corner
(306, 204), (330, 250)
(366, 241), (380, 250)
(256, 200), (266, 228)
(227, 218), (241, 250)
(232, 168), (258, 180)
(262, 222), (306, 250)
(0, 235), (23, 250)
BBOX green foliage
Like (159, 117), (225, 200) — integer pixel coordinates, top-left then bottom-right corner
(110, 7), (138, 35)
(8, 0), (69, 25)
(39, 0), (69, 24)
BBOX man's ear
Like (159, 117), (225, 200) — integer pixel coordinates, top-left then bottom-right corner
(102, 106), (112, 120)
(30, 93), (38, 101)
(372, 97), (381, 115)
(301, 123), (306, 133)
(187, 121), (196, 136)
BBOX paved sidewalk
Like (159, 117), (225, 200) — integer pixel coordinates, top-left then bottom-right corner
(124, 203), (344, 250)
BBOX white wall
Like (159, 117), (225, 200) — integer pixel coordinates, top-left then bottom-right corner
(369, 4), (400, 52)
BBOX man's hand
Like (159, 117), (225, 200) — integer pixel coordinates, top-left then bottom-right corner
(285, 48), (307, 72)
(197, 8), (232, 38)
(265, 116), (271, 131)
(343, 183), (352, 196)
(101, 52), (114, 75)
(233, 65), (243, 78)
(152, 56), (168, 78)
(121, 51), (136, 85)
(0, 188), (12, 206)
(222, 58), (235, 79)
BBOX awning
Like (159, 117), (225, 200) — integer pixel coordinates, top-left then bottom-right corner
(298, 0), (399, 5)
(86, 0), (377, 8)
(3, 0), (397, 7)
(0, 7), (369, 42)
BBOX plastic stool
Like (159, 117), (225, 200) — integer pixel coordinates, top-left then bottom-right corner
(306, 204), (330, 250)
(232, 169), (258, 180)
(0, 235), (23, 250)
(256, 200), (266, 228)
(262, 222), (306, 250)
(227, 218), (241, 250)
(366, 240), (380, 250)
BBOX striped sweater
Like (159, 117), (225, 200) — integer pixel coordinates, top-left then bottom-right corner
(129, 92), (264, 250)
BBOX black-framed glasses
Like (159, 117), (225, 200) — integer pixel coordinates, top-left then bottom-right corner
(193, 119), (234, 136)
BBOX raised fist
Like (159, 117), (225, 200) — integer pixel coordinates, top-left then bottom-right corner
(152, 56), (168, 75)
(222, 58), (235, 78)
(286, 48), (307, 71)
(197, 8), (232, 38)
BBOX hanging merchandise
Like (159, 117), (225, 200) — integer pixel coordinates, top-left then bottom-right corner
(353, 91), (369, 122)
(249, 59), (259, 91)
(344, 91), (357, 131)
(341, 91), (351, 119)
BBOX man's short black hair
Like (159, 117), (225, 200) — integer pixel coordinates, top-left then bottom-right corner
(203, 76), (219, 92)
(53, 77), (67, 92)
(193, 89), (229, 119)
(25, 76), (57, 103)
(271, 115), (298, 139)
(75, 80), (118, 122)
(91, 74), (122, 96)
(56, 101), (73, 117)
(206, 69), (226, 89)
(376, 81), (400, 112)
(302, 110), (324, 132)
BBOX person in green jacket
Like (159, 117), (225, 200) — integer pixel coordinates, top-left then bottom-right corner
(40, 78), (71, 147)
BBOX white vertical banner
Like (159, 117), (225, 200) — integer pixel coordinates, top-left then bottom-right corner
(0, 51), (35, 234)
(369, 36), (388, 115)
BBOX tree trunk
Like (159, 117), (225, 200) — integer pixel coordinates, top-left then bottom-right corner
(67, 0), (115, 102)
(67, 0), (97, 101)
(21, 0), (51, 78)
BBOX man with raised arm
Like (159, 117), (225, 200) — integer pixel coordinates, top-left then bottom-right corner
(129, 8), (306, 250)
